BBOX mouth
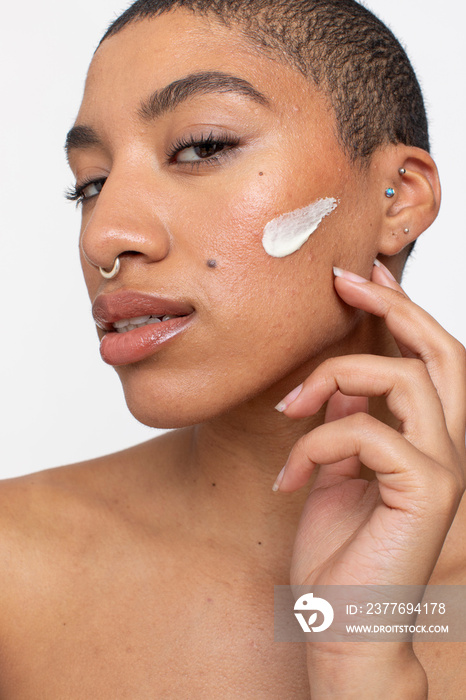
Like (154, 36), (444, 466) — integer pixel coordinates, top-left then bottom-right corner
(92, 290), (196, 366)
(112, 314), (186, 333)
(92, 290), (195, 332)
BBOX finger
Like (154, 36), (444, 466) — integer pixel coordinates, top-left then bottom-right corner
(281, 354), (452, 466)
(333, 264), (466, 445)
(276, 413), (462, 524)
(325, 391), (369, 425)
(311, 392), (367, 488)
(371, 261), (415, 358)
(371, 259), (410, 295)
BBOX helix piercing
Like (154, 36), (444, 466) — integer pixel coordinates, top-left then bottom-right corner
(399, 168), (407, 175)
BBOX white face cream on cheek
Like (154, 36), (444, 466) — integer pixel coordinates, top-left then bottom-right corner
(262, 197), (338, 258)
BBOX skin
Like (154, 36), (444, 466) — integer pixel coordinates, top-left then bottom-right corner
(0, 9), (465, 698)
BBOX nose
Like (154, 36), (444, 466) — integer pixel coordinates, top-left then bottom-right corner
(80, 173), (171, 276)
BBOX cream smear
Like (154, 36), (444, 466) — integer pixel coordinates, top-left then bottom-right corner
(262, 197), (338, 258)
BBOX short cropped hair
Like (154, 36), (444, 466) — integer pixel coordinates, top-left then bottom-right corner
(100, 0), (430, 164)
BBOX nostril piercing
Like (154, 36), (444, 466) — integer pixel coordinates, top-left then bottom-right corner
(99, 257), (120, 279)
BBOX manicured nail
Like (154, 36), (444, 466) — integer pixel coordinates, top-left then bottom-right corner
(373, 259), (397, 282)
(275, 383), (303, 412)
(272, 465), (286, 492)
(333, 267), (368, 284)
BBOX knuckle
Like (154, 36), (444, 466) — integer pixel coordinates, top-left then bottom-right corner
(450, 338), (466, 371)
(458, 470), (466, 495)
(383, 288), (410, 315)
(453, 451), (466, 493)
(428, 337), (466, 370)
(433, 467), (465, 510)
(294, 432), (314, 457)
(405, 357), (429, 383)
(316, 357), (339, 379)
(348, 412), (375, 432)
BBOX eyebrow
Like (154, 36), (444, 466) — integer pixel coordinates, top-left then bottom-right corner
(65, 70), (270, 159)
(64, 125), (100, 160)
(138, 70), (270, 120)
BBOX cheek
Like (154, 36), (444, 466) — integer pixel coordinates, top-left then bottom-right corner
(262, 198), (339, 258)
(111, 228), (357, 429)
(203, 232), (346, 373)
(222, 195), (361, 360)
(176, 152), (303, 264)
(178, 174), (345, 335)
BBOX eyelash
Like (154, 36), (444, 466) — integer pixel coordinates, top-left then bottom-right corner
(65, 177), (105, 207)
(65, 131), (241, 206)
(165, 130), (241, 168)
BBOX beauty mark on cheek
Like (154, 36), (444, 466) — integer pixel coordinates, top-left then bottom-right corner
(262, 197), (338, 258)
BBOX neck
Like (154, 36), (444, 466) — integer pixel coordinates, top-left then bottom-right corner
(171, 315), (400, 575)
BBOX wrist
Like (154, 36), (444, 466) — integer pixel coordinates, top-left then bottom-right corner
(306, 643), (428, 699)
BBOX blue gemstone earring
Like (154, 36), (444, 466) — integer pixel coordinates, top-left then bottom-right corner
(385, 187), (395, 198)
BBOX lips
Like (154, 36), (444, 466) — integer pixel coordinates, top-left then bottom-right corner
(92, 290), (195, 365)
(92, 290), (194, 331)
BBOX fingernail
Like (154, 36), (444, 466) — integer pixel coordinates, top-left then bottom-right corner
(275, 383), (303, 412)
(373, 259), (397, 282)
(333, 267), (368, 284)
(272, 465), (286, 492)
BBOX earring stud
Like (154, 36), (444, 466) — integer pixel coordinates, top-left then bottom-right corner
(399, 168), (406, 175)
(385, 188), (395, 198)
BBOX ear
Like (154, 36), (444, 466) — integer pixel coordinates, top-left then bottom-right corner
(371, 145), (441, 257)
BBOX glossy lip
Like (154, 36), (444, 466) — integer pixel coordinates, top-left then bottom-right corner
(92, 290), (196, 366)
(92, 290), (195, 331)
(99, 314), (195, 366)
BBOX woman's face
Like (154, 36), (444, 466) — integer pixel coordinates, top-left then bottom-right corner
(68, 10), (382, 427)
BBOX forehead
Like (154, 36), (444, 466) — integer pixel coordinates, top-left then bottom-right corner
(78, 10), (328, 127)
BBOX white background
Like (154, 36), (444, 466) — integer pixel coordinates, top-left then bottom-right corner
(1, 1), (465, 479)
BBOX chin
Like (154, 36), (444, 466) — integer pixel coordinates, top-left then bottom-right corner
(126, 402), (202, 430)
(119, 374), (240, 429)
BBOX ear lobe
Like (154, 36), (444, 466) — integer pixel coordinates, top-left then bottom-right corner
(377, 146), (441, 256)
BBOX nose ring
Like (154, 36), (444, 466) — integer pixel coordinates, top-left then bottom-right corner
(99, 257), (120, 280)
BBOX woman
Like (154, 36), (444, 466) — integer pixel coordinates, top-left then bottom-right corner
(1, 0), (465, 697)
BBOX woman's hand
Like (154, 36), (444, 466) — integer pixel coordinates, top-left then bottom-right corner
(273, 261), (466, 697)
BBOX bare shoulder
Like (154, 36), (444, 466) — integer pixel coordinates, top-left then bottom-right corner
(0, 430), (186, 589)
(0, 431), (191, 644)
(0, 427), (185, 512)
(0, 436), (156, 530)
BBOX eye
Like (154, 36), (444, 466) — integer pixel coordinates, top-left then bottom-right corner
(65, 177), (106, 206)
(167, 131), (240, 167)
(81, 180), (105, 199)
(176, 140), (231, 163)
